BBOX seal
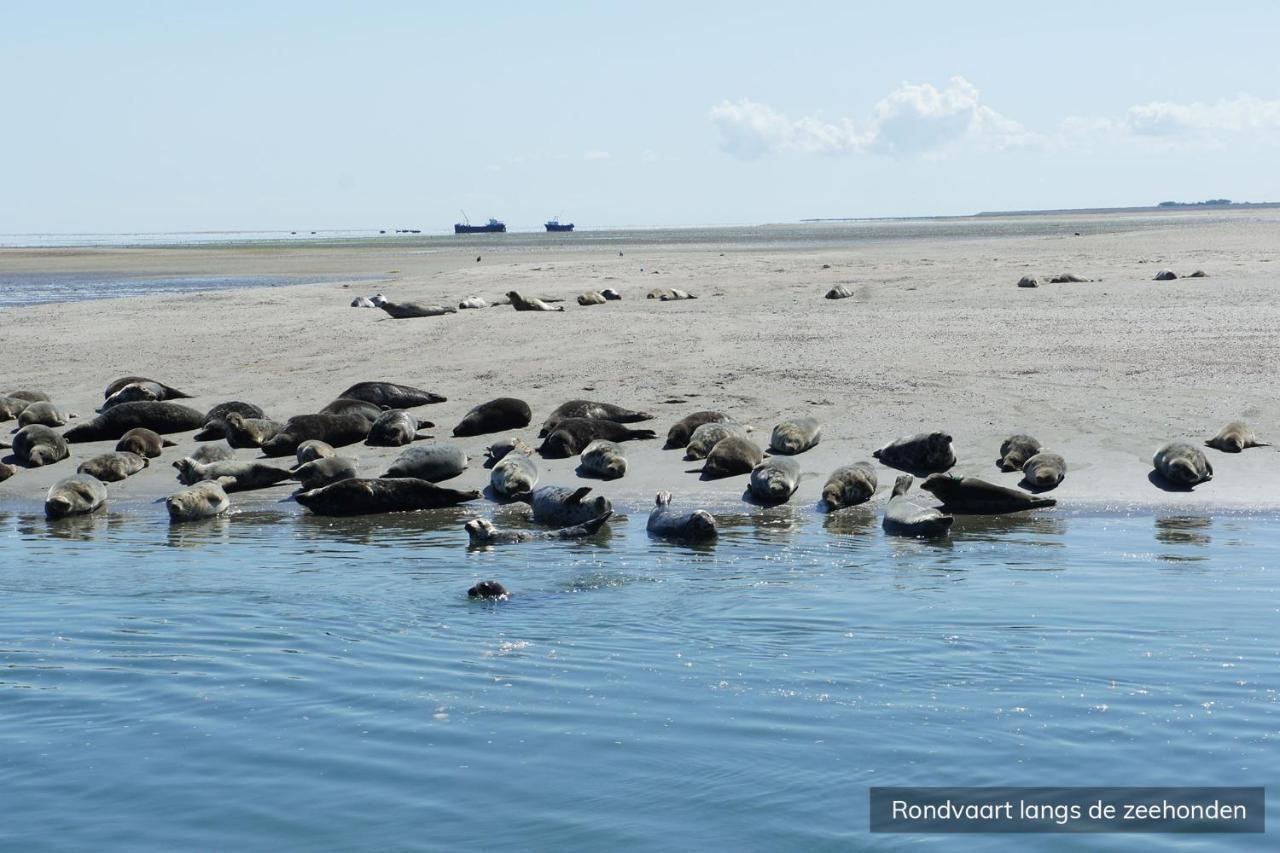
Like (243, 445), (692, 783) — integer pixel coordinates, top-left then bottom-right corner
(825, 285), (853, 299)
(166, 481), (231, 522)
(873, 431), (955, 473)
(695, 435), (763, 479)
(337, 382), (446, 408)
(63, 401), (205, 442)
(647, 492), (717, 541)
(453, 398), (532, 437)
(365, 410), (434, 446)
(1021, 452), (1066, 490)
(1187, 270), (1209, 278)
(483, 436), (534, 468)
(666, 411), (729, 449)
(685, 422), (750, 460)
(0, 461), (16, 482)
(191, 443), (236, 464)
(17, 401), (75, 428)
(289, 456), (359, 491)
(464, 511), (612, 545)
(1153, 270), (1178, 281)
(1152, 442), (1213, 488)
(378, 300), (458, 319)
(1048, 273), (1090, 283)
(173, 457), (293, 492)
(997, 434), (1041, 471)
(12, 425), (69, 467)
(0, 396), (31, 421)
(467, 580), (508, 600)
(115, 427), (175, 458)
(507, 291), (564, 312)
(489, 450), (538, 498)
(538, 418), (657, 458)
(458, 296), (488, 309)
(5, 390), (51, 403)
(748, 456), (801, 504)
(579, 439), (627, 479)
(223, 412), (285, 448)
(1017, 275), (1040, 288)
(99, 382), (168, 411)
(103, 376), (191, 401)
(296, 440), (336, 465)
(192, 402), (268, 440)
(770, 416), (821, 455)
(578, 291), (607, 306)
(601, 288), (622, 300)
(319, 398), (384, 421)
(351, 296), (375, 308)
(1205, 421), (1270, 453)
(920, 473), (1056, 513)
(528, 485), (612, 526)
(540, 400), (654, 436)
(381, 443), (468, 481)
(45, 474), (107, 519)
(295, 477), (480, 516)
(260, 413), (374, 456)
(77, 451), (148, 482)
(647, 288), (675, 300)
(660, 289), (696, 301)
(882, 475), (953, 537)
(821, 462), (878, 510)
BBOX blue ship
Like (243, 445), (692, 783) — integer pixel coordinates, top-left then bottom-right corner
(545, 218), (574, 232)
(454, 217), (506, 234)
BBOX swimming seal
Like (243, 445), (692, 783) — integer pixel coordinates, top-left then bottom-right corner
(873, 431), (955, 473)
(103, 377), (191, 401)
(289, 456), (359, 491)
(115, 427), (175, 458)
(337, 382), (446, 408)
(579, 440), (627, 479)
(381, 443), (468, 482)
(295, 477), (480, 516)
(173, 458), (293, 492)
(464, 511), (612, 545)
(365, 410), (434, 446)
(997, 434), (1041, 471)
(63, 402), (205, 442)
(467, 580), (508, 600)
(45, 474), (107, 518)
(770, 416), (821, 455)
(1021, 452), (1066, 490)
(748, 456), (801, 504)
(920, 473), (1056, 513)
(540, 400), (653, 436)
(77, 451), (148, 482)
(489, 451), (538, 499)
(883, 475), (952, 537)
(1152, 442), (1213, 488)
(528, 485), (612, 526)
(538, 418), (657, 458)
(1205, 421), (1270, 453)
(260, 413), (374, 456)
(695, 435), (763, 479)
(12, 425), (69, 467)
(223, 412), (286, 448)
(453, 398), (532, 437)
(647, 492), (717, 541)
(822, 462), (878, 509)
(666, 411), (728, 448)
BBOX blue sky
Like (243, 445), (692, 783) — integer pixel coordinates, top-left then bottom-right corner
(3, 2), (1279, 232)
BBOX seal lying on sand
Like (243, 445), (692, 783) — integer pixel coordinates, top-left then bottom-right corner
(490, 451), (538, 498)
(115, 427), (174, 458)
(873, 432), (956, 473)
(997, 434), (1041, 471)
(378, 300), (457, 319)
(296, 440), (336, 464)
(825, 285), (853, 299)
(5, 390), (50, 403)
(685, 422), (751, 460)
(166, 481), (231, 522)
(660, 289), (696, 301)
(365, 410), (433, 446)
(12, 425), (69, 467)
(749, 456), (801, 504)
(695, 435), (763, 479)
(1017, 275), (1040, 288)
(920, 473), (1056, 513)
(1205, 421), (1270, 453)
(507, 291), (564, 312)
(64, 402), (205, 442)
(0, 461), (17, 482)
(579, 440), (627, 479)
(454, 398), (532, 436)
(1048, 273), (1091, 283)
(1152, 442), (1213, 488)
(260, 413), (374, 456)
(103, 376), (191, 401)
(45, 474), (107, 519)
(193, 402), (268, 440)
(338, 382), (446, 408)
(289, 456), (359, 491)
(527, 485), (612, 526)
(538, 418), (657, 457)
(99, 382), (171, 410)
(192, 444), (235, 464)
(484, 437), (534, 467)
(883, 475), (952, 537)
(464, 511), (612, 545)
(540, 400), (653, 436)
(173, 458), (292, 492)
(666, 411), (728, 448)
(77, 452), (148, 482)
(381, 443), (468, 482)
(223, 412), (285, 448)
(1153, 270), (1178, 281)
(1021, 452), (1066, 490)
(577, 291), (607, 306)
(770, 416), (821, 455)
(351, 296), (375, 308)
(18, 402), (75, 428)
(601, 288), (622, 300)
(319, 398), (384, 421)
(0, 396), (31, 421)
(295, 477), (480, 516)
(822, 462), (878, 509)
(647, 492), (717, 541)
(458, 296), (488, 309)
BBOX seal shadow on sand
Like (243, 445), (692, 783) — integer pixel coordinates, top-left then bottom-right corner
(1147, 470), (1202, 492)
(573, 463), (624, 482)
(875, 458), (957, 478)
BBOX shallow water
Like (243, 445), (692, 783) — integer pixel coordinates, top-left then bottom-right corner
(0, 506), (1275, 851)
(0, 272), (375, 307)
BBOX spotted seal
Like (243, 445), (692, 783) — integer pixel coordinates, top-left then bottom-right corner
(483, 437), (535, 468)
(173, 457), (293, 492)
(538, 418), (657, 458)
(920, 473), (1056, 513)
(45, 474), (107, 518)
(528, 485), (611, 526)
(166, 481), (231, 522)
(507, 291), (564, 312)
(489, 451), (538, 499)
(296, 440), (336, 465)
(289, 456), (359, 491)
(365, 410), (434, 446)
(17, 401), (75, 428)
(260, 413), (374, 456)
(748, 456), (801, 504)
(882, 475), (952, 537)
(191, 443), (236, 464)
(0, 396), (31, 422)
(821, 462), (878, 509)
(115, 427), (175, 458)
(468, 580), (509, 600)
(873, 431), (955, 473)
(1152, 442), (1213, 488)
(381, 443), (468, 482)
(12, 425), (69, 467)
(192, 402), (268, 441)
(825, 285), (853, 299)
(665, 411), (728, 449)
(579, 440), (627, 479)
(540, 400), (653, 436)
(319, 398), (384, 421)
(1204, 421), (1269, 453)
(453, 398), (532, 437)
(378, 300), (458, 319)
(684, 422), (750, 460)
(577, 291), (607, 306)
(695, 435), (763, 479)
(63, 402), (205, 442)
(102, 376), (191, 400)
(770, 416), (821, 455)
(295, 477), (480, 516)
(647, 492), (717, 541)
(337, 382), (446, 408)
(997, 434), (1041, 471)
(223, 412), (285, 449)
(1021, 452), (1066, 490)
(464, 511), (612, 545)
(77, 451), (149, 482)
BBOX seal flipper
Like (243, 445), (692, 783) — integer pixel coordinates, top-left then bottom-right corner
(578, 510), (614, 535)
(624, 428), (657, 440)
(565, 486), (593, 505)
(162, 438), (177, 447)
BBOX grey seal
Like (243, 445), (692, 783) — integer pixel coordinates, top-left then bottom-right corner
(378, 300), (458, 319)
(365, 410), (434, 446)
(289, 456), (359, 491)
(538, 418), (657, 458)
(770, 416), (821, 455)
(173, 457), (293, 492)
(191, 443), (236, 464)
(749, 456), (801, 504)
(468, 580), (508, 600)
(296, 440), (336, 465)
(1021, 452), (1066, 490)
(351, 296), (375, 308)
(601, 288), (622, 300)
(5, 390), (51, 403)
(295, 477), (480, 516)
(1187, 270), (1209, 278)
(1017, 275), (1040, 288)
(1205, 421), (1269, 453)
(685, 422), (751, 460)
(77, 451), (149, 482)
(484, 437), (534, 467)
(192, 402), (267, 441)
(540, 400), (653, 436)
(45, 474), (107, 518)
(166, 481), (231, 522)
(997, 434), (1041, 471)
(453, 398), (532, 437)
(825, 285), (853, 299)
(0, 396), (31, 421)
(0, 461), (16, 482)
(507, 291), (564, 311)
(647, 492), (717, 541)
(920, 473), (1056, 513)
(458, 296), (488, 309)
(489, 451), (538, 498)
(883, 475), (953, 537)
(381, 443), (468, 481)
(1153, 270), (1178, 281)
(873, 431), (956, 473)
(63, 401), (205, 442)
(666, 411), (728, 448)
(696, 435), (764, 479)
(464, 511), (612, 545)
(1152, 442), (1213, 488)
(18, 401), (75, 428)
(1048, 273), (1090, 283)
(319, 398), (384, 421)
(577, 291), (606, 306)
(99, 382), (167, 411)
(822, 462), (878, 510)
(528, 485), (612, 526)
(260, 413), (374, 456)
(103, 376), (191, 400)
(12, 425), (69, 467)
(579, 440), (627, 479)
(115, 427), (175, 458)
(338, 382), (446, 408)
(223, 412), (285, 448)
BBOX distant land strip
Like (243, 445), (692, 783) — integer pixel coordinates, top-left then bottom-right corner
(801, 201), (1280, 222)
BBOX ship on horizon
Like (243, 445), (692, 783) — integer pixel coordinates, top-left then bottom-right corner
(454, 212), (506, 234)
(545, 217), (574, 232)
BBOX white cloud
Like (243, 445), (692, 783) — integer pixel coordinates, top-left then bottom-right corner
(1060, 95), (1280, 148)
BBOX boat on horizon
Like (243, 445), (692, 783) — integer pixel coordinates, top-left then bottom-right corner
(545, 218), (574, 232)
(454, 215), (506, 234)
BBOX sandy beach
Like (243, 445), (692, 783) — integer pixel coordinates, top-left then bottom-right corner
(3, 210), (1279, 513)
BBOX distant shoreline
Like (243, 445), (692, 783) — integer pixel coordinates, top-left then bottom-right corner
(802, 201), (1280, 222)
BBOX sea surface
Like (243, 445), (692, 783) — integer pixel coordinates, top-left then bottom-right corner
(0, 504), (1275, 851)
(0, 272), (377, 308)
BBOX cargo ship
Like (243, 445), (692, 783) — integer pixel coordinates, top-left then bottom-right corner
(545, 218), (574, 232)
(454, 216), (506, 234)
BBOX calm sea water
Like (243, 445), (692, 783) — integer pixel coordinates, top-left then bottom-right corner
(0, 272), (377, 308)
(0, 505), (1274, 851)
